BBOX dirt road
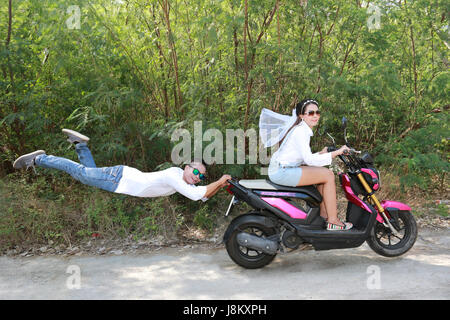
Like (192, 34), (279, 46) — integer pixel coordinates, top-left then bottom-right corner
(0, 228), (448, 300)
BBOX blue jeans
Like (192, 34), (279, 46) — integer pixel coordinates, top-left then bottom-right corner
(35, 143), (123, 193)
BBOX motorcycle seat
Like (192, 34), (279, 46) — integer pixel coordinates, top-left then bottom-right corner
(239, 179), (322, 203)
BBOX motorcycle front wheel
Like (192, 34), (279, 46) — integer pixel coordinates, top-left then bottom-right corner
(367, 211), (417, 257)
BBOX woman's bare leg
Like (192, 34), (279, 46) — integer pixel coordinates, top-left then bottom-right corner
(316, 184), (328, 220)
(297, 166), (343, 226)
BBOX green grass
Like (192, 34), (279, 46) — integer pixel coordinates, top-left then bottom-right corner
(0, 171), (227, 252)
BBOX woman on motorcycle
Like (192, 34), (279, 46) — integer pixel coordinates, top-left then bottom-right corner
(267, 99), (353, 231)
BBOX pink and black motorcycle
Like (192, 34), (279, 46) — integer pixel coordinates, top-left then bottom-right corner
(223, 118), (417, 269)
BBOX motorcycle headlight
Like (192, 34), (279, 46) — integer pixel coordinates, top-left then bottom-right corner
(363, 167), (381, 191)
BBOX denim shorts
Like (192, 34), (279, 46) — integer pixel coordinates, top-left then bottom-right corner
(268, 165), (303, 187)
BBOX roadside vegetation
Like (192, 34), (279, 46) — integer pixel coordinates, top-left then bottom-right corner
(1, 0), (448, 252)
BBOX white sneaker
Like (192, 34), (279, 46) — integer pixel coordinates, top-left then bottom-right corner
(62, 129), (90, 144)
(13, 150), (46, 170)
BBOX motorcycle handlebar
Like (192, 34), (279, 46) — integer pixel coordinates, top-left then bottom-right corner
(327, 146), (337, 152)
(347, 148), (361, 154)
(327, 146), (361, 155)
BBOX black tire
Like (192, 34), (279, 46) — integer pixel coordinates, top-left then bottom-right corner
(225, 215), (278, 269)
(367, 211), (417, 257)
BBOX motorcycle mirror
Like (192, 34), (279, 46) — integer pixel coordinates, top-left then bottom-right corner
(342, 117), (349, 145)
(342, 117), (348, 129)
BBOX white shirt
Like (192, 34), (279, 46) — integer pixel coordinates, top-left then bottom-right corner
(270, 120), (332, 168)
(114, 166), (208, 201)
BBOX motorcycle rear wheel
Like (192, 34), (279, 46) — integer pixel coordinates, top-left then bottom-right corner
(367, 211), (417, 257)
(225, 216), (278, 269)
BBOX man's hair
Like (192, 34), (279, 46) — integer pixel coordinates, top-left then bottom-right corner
(189, 159), (207, 170)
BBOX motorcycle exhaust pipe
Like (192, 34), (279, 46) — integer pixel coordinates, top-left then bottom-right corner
(236, 232), (278, 255)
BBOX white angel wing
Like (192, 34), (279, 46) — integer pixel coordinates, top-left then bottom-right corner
(259, 108), (297, 148)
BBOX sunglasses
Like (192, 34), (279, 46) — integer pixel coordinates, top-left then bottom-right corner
(304, 110), (321, 116)
(188, 165), (206, 180)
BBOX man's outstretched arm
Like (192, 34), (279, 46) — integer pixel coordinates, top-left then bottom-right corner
(203, 175), (232, 199)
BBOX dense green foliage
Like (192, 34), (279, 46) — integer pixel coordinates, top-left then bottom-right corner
(1, 0), (449, 182)
(0, 1), (448, 249)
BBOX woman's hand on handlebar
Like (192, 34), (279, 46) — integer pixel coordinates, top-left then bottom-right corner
(339, 145), (352, 155)
(330, 145), (351, 158)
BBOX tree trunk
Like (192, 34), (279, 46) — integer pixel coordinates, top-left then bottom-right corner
(5, 0), (14, 86)
(243, 0), (280, 131)
(161, 0), (183, 112)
